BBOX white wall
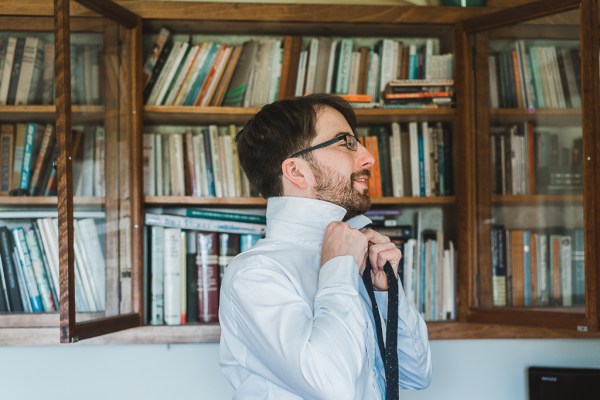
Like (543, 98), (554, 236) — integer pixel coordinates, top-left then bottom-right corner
(1, 339), (599, 400)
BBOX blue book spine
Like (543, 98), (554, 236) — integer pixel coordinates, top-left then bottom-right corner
(572, 228), (585, 305)
(184, 43), (217, 106)
(240, 234), (262, 252)
(19, 123), (37, 190)
(417, 132), (425, 197)
(12, 227), (43, 312)
(202, 127), (215, 197)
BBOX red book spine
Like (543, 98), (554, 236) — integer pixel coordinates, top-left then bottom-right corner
(196, 232), (219, 322)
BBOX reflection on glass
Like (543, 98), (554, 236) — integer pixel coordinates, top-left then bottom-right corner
(478, 9), (584, 311)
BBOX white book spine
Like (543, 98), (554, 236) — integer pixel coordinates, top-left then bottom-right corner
(78, 218), (106, 310)
(144, 213), (265, 235)
(163, 227), (182, 325)
(0, 37), (17, 105)
(150, 226), (165, 325)
(143, 134), (156, 196)
(304, 38), (319, 95)
(390, 122), (403, 197)
(294, 50), (307, 97)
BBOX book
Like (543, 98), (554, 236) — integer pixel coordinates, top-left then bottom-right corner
(0, 124), (14, 195)
(0, 37), (17, 105)
(42, 43), (54, 104)
(169, 208), (266, 225)
(196, 232), (219, 323)
(143, 35), (173, 103)
(145, 212), (265, 235)
(0, 226), (24, 312)
(12, 227), (43, 312)
(163, 227), (182, 325)
(28, 123), (55, 195)
(77, 218), (106, 310)
(277, 35), (301, 99)
(6, 37), (25, 105)
(149, 225), (164, 325)
(223, 40), (259, 107)
(185, 231), (198, 324)
(490, 225), (507, 307)
(15, 36), (44, 105)
(18, 122), (41, 191)
(218, 232), (240, 283)
(143, 28), (172, 88)
(24, 226), (56, 312)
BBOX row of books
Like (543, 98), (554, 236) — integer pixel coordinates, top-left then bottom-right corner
(357, 121), (453, 198)
(488, 41), (581, 110)
(367, 209), (456, 322)
(294, 37), (453, 104)
(491, 225), (584, 308)
(490, 123), (582, 195)
(142, 29), (454, 109)
(0, 35), (102, 106)
(143, 125), (254, 198)
(143, 29), (281, 108)
(145, 209), (264, 325)
(0, 122), (105, 197)
(0, 218), (106, 313)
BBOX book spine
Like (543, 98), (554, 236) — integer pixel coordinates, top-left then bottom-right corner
(12, 227), (43, 312)
(145, 213), (265, 235)
(19, 122), (38, 190)
(149, 225), (165, 325)
(163, 228), (182, 325)
(183, 209), (266, 224)
(24, 227), (56, 312)
(0, 226), (24, 311)
(29, 123), (54, 195)
(196, 232), (219, 323)
(0, 124), (14, 195)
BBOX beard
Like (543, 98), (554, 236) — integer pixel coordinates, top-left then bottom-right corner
(310, 160), (371, 220)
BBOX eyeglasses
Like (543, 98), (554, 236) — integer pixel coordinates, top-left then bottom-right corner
(290, 132), (358, 158)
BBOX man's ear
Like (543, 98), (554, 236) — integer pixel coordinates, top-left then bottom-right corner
(281, 158), (309, 190)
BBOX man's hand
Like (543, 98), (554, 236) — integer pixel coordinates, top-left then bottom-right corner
(360, 228), (401, 291)
(321, 221), (368, 269)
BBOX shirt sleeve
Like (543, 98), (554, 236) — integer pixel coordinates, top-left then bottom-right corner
(374, 280), (432, 390)
(224, 254), (370, 399)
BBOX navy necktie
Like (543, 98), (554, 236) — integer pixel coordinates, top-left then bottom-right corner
(363, 260), (399, 400)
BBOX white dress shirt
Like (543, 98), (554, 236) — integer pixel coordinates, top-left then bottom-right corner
(219, 196), (431, 399)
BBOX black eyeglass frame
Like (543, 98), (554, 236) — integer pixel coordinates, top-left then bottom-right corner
(289, 132), (358, 158)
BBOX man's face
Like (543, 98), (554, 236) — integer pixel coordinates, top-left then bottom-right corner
(308, 107), (375, 219)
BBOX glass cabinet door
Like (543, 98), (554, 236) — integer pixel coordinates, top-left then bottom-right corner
(56, 0), (143, 342)
(460, 0), (595, 330)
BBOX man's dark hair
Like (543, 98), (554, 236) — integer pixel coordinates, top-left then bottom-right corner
(236, 93), (357, 198)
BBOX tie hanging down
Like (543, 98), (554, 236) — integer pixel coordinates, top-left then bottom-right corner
(362, 260), (400, 400)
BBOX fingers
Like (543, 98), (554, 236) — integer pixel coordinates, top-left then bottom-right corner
(368, 241), (401, 271)
(360, 228), (390, 245)
(321, 221), (369, 268)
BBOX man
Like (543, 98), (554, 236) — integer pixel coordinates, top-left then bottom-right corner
(219, 93), (432, 399)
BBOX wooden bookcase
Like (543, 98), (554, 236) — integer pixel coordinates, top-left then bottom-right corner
(1, 0), (599, 345)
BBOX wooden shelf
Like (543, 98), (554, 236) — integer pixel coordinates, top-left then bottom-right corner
(489, 108), (582, 125)
(143, 105), (455, 125)
(0, 105), (104, 123)
(492, 194), (583, 204)
(3, 319), (599, 346)
(0, 196), (106, 206)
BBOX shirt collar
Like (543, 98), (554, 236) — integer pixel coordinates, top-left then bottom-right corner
(265, 196), (372, 245)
